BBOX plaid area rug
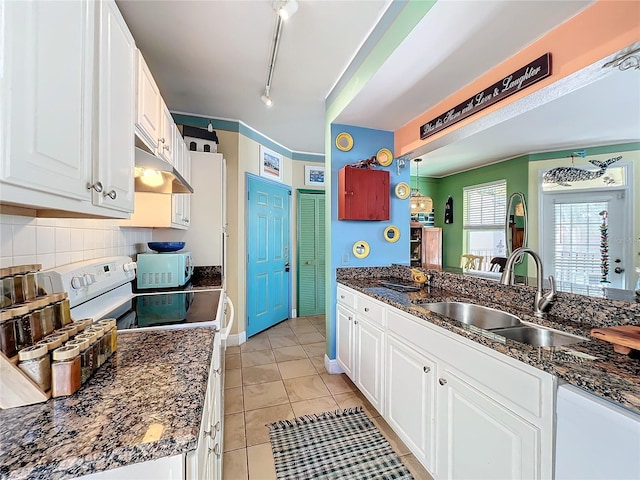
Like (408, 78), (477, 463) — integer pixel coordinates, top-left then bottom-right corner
(267, 406), (414, 480)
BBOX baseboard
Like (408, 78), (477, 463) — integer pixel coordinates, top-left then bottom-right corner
(324, 355), (345, 374)
(291, 309), (297, 318)
(226, 331), (246, 347)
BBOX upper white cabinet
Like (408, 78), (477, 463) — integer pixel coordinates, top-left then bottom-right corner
(159, 100), (175, 164)
(134, 50), (162, 154)
(95, 0), (136, 213)
(0, 0), (135, 217)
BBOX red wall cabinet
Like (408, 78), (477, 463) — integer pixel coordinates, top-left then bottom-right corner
(338, 166), (389, 220)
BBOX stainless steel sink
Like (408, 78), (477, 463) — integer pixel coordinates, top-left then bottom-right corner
(492, 325), (588, 347)
(419, 302), (522, 330)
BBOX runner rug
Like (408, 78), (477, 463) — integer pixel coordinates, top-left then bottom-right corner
(267, 406), (414, 480)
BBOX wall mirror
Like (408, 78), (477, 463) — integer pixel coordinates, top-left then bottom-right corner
(505, 192), (527, 256)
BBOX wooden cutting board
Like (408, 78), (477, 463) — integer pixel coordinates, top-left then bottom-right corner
(590, 325), (640, 355)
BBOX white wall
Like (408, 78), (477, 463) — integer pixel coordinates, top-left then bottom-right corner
(0, 213), (152, 269)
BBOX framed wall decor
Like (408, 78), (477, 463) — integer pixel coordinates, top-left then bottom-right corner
(304, 165), (325, 186)
(259, 145), (283, 182)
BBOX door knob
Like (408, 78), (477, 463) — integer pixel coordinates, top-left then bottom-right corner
(285, 262), (290, 272)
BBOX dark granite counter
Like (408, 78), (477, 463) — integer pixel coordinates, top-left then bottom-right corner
(0, 328), (216, 480)
(337, 266), (640, 415)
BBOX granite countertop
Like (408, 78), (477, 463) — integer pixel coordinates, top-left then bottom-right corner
(338, 276), (640, 415)
(0, 328), (216, 480)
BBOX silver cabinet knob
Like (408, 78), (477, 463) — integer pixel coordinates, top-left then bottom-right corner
(348, 316), (352, 321)
(213, 366), (222, 376)
(159, 137), (165, 144)
(340, 295), (345, 299)
(87, 181), (103, 193)
(103, 189), (117, 200)
(364, 307), (370, 312)
(438, 378), (447, 386)
(306, 261), (312, 265)
(423, 366), (431, 373)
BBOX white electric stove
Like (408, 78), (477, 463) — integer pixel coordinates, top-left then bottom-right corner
(38, 256), (227, 334)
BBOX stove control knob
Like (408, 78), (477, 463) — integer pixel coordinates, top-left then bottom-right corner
(123, 262), (137, 272)
(71, 276), (85, 289)
(83, 274), (96, 286)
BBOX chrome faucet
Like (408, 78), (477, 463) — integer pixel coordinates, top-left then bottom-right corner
(500, 247), (557, 317)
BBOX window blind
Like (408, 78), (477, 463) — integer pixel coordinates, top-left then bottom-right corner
(463, 180), (507, 229)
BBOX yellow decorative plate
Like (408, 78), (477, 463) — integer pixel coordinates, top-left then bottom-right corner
(394, 182), (410, 199)
(384, 226), (400, 243)
(376, 148), (393, 166)
(335, 132), (354, 152)
(352, 240), (370, 259)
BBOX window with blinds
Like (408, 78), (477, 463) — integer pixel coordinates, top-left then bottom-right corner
(552, 201), (607, 296)
(462, 180), (507, 269)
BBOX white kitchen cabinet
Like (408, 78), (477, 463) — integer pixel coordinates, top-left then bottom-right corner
(0, 0), (134, 218)
(386, 333), (437, 473)
(95, 0), (136, 213)
(159, 100), (175, 165)
(353, 315), (384, 412)
(436, 362), (540, 480)
(134, 50), (162, 154)
(336, 303), (355, 378)
(171, 138), (191, 229)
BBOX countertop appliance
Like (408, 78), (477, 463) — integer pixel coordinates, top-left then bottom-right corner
(136, 251), (194, 290)
(38, 256), (232, 335)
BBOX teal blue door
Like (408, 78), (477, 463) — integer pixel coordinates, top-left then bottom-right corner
(246, 174), (291, 337)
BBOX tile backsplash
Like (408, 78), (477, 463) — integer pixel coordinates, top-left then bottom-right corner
(0, 214), (152, 269)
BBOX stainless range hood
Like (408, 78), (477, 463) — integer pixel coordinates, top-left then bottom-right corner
(134, 147), (193, 194)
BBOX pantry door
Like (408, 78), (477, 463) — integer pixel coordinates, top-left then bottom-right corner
(297, 190), (326, 316)
(246, 174), (291, 337)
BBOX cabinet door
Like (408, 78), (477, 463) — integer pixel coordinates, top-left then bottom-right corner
(336, 304), (354, 379)
(182, 150), (192, 226)
(354, 317), (384, 412)
(1, 0), (94, 201)
(158, 101), (174, 164)
(338, 167), (389, 220)
(436, 363), (540, 480)
(135, 50), (161, 152)
(386, 335), (437, 473)
(95, 0), (135, 213)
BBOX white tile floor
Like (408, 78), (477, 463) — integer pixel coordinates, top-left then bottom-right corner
(222, 315), (433, 480)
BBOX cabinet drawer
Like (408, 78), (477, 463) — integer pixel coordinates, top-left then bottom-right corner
(357, 295), (386, 327)
(337, 285), (356, 309)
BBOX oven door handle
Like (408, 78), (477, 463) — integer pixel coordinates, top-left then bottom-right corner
(221, 296), (234, 342)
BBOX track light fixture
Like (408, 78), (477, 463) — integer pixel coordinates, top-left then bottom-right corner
(278, 0), (298, 20)
(261, 90), (273, 108)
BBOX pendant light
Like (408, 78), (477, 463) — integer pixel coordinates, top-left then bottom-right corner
(411, 158), (430, 215)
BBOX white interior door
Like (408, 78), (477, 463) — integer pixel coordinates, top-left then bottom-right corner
(541, 190), (629, 292)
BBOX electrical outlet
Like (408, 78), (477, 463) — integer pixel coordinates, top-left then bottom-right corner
(342, 253), (349, 264)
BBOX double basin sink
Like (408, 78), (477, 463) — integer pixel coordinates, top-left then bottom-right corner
(417, 301), (588, 347)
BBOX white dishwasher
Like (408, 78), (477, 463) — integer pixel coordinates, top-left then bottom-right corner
(555, 383), (640, 480)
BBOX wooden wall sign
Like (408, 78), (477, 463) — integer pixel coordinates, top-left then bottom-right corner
(420, 53), (551, 140)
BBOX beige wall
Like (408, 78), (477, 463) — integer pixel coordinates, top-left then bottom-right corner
(217, 130), (324, 337)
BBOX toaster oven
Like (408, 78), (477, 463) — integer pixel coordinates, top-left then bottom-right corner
(136, 252), (193, 289)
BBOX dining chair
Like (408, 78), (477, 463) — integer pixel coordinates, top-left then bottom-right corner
(489, 256), (508, 273)
(460, 254), (483, 270)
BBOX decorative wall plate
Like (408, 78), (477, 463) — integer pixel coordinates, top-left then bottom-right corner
(376, 148), (393, 166)
(394, 182), (410, 199)
(384, 226), (400, 243)
(352, 240), (370, 259)
(336, 132), (354, 152)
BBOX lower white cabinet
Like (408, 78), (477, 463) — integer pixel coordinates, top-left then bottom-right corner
(436, 362), (541, 480)
(386, 334), (437, 473)
(353, 316), (384, 412)
(336, 284), (554, 480)
(336, 303), (354, 378)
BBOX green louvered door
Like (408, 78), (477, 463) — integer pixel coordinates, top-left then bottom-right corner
(297, 191), (325, 316)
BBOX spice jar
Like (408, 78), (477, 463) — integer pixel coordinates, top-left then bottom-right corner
(9, 305), (34, 350)
(0, 309), (18, 358)
(37, 334), (65, 358)
(18, 344), (51, 391)
(53, 293), (72, 328)
(76, 332), (99, 376)
(97, 319), (117, 357)
(56, 324), (79, 339)
(0, 267), (15, 309)
(66, 337), (91, 384)
(73, 318), (93, 334)
(29, 298), (54, 336)
(85, 326), (106, 367)
(51, 345), (81, 397)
